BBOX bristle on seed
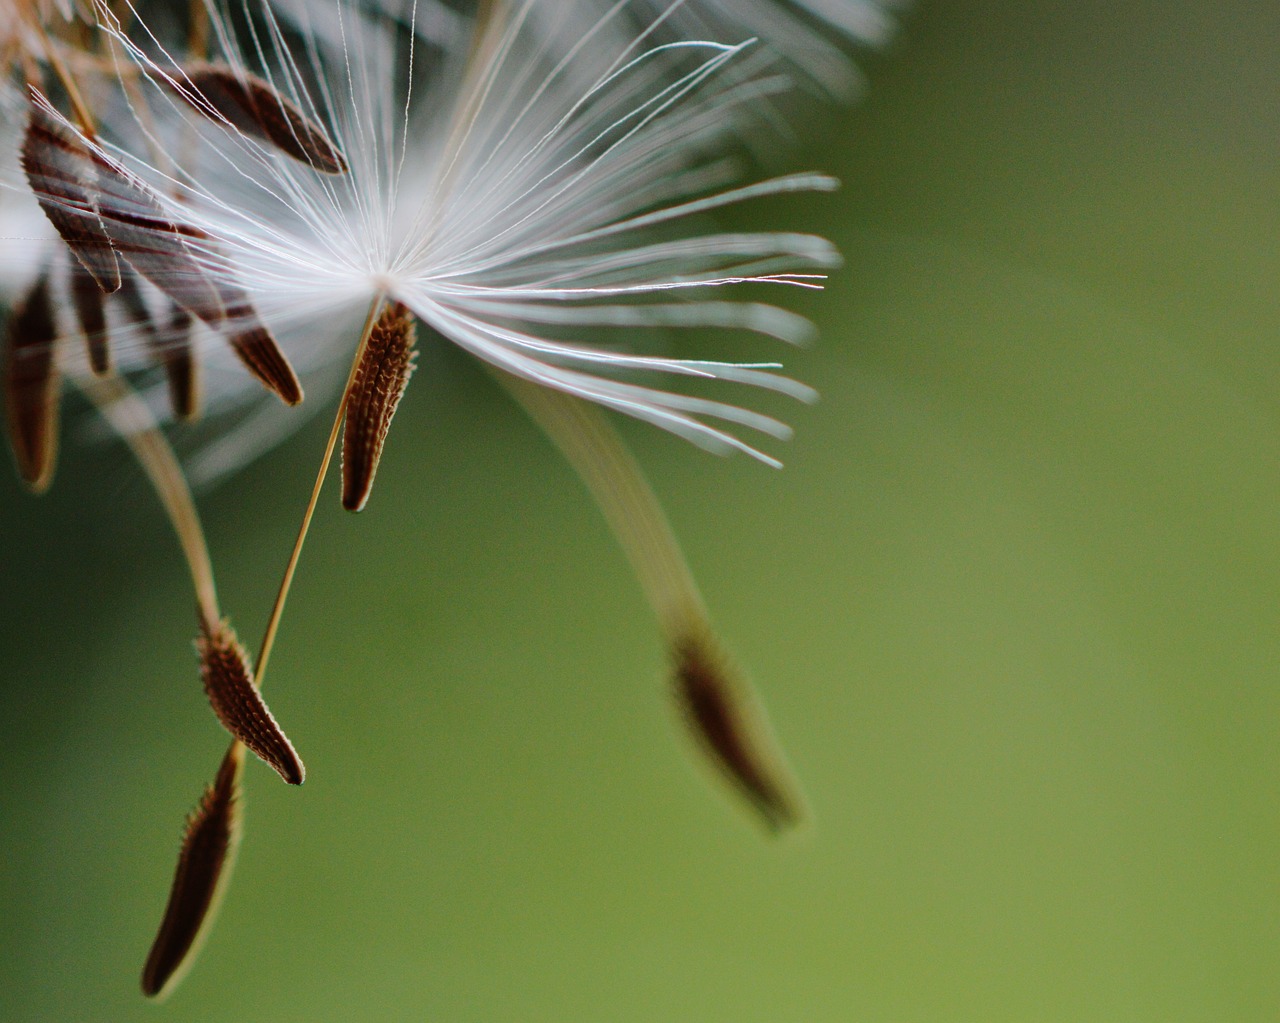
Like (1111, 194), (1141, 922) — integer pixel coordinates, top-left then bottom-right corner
(672, 627), (803, 833)
(175, 62), (349, 174)
(341, 301), (417, 511)
(3, 270), (61, 493)
(198, 619), (305, 785)
(141, 744), (245, 1000)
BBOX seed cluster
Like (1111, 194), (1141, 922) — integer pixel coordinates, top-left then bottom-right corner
(2, 0), (888, 999)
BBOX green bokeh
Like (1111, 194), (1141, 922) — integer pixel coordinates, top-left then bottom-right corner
(3, 2), (1279, 1019)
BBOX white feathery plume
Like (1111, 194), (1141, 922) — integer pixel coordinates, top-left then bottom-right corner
(2, 3), (847, 993)
(75, 0), (839, 471)
(271, 0), (468, 53)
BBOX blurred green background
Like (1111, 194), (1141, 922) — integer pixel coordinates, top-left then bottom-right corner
(4, 1), (1280, 1019)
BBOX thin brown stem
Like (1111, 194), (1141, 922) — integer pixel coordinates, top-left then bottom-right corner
(26, 12), (98, 136)
(187, 0), (210, 59)
(254, 295), (385, 687)
(497, 373), (806, 831)
(76, 373), (220, 631)
(495, 372), (704, 638)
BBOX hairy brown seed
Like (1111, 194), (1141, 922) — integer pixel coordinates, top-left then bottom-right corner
(161, 306), (201, 421)
(198, 619), (305, 785)
(70, 261), (110, 375)
(341, 302), (417, 511)
(228, 324), (303, 406)
(86, 160), (228, 325)
(176, 62), (348, 174)
(24, 98), (302, 405)
(672, 626), (802, 832)
(101, 177), (300, 405)
(113, 275), (202, 420)
(3, 270), (61, 493)
(21, 102), (121, 292)
(141, 744), (245, 1000)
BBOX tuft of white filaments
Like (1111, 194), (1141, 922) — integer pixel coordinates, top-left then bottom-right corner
(81, 0), (841, 472)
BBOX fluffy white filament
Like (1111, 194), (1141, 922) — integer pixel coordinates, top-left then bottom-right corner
(21, 0), (847, 472)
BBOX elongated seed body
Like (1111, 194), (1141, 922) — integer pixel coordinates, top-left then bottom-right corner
(141, 744), (245, 1000)
(342, 301), (417, 511)
(198, 619), (305, 786)
(4, 270), (61, 493)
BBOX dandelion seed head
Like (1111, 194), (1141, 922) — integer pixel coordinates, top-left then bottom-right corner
(11, 0), (845, 472)
(2, 1), (866, 992)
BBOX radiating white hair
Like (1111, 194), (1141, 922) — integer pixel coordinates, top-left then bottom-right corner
(38, 0), (844, 480)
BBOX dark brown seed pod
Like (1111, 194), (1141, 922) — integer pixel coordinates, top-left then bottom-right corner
(341, 301), (417, 511)
(672, 626), (803, 833)
(95, 172), (301, 406)
(228, 324), (303, 407)
(21, 102), (122, 293)
(160, 306), (200, 421)
(23, 100), (302, 407)
(70, 261), (110, 375)
(88, 165), (228, 326)
(198, 619), (305, 786)
(113, 275), (202, 421)
(112, 270), (158, 342)
(3, 270), (61, 493)
(141, 744), (246, 1000)
(176, 62), (348, 174)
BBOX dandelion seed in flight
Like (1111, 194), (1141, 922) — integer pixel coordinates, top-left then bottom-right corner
(0, 0), (892, 999)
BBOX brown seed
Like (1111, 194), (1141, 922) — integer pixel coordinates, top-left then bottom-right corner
(228, 324), (303, 406)
(112, 270), (158, 342)
(70, 260), (110, 375)
(20, 95), (299, 407)
(160, 306), (201, 421)
(198, 619), (305, 785)
(341, 302), (417, 511)
(671, 626), (802, 833)
(65, 134), (302, 407)
(113, 275), (202, 421)
(3, 270), (61, 493)
(176, 62), (348, 174)
(21, 102), (121, 293)
(27, 110), (226, 342)
(88, 162), (228, 325)
(141, 744), (246, 1000)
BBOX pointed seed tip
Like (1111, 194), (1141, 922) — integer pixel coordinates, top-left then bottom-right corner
(140, 745), (244, 1000)
(671, 628), (803, 833)
(21, 470), (55, 495)
(228, 327), (303, 406)
(341, 490), (368, 513)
